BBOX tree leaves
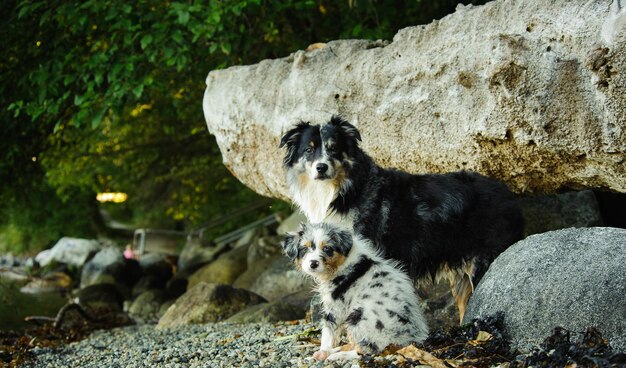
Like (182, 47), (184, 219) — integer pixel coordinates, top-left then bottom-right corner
(2, 0), (490, 252)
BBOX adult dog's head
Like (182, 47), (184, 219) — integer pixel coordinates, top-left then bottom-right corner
(282, 222), (353, 281)
(279, 116), (362, 222)
(279, 115), (361, 183)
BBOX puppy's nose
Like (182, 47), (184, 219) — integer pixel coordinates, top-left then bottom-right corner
(316, 163), (328, 174)
(310, 260), (319, 269)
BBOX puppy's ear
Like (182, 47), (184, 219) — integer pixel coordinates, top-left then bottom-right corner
(279, 122), (309, 166)
(329, 115), (361, 142)
(281, 232), (299, 261)
(329, 227), (353, 256)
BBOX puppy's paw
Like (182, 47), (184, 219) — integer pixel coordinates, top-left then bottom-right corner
(312, 350), (330, 361)
(326, 350), (360, 361)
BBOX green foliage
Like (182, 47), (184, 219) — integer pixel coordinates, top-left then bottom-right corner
(0, 184), (97, 255)
(1, 0), (489, 254)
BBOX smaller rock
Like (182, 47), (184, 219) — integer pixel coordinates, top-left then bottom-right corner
(164, 277), (188, 300)
(247, 236), (283, 266)
(520, 190), (603, 236)
(129, 289), (165, 323)
(276, 211), (307, 235)
(226, 290), (312, 323)
(75, 283), (125, 310)
(138, 253), (174, 284)
(249, 257), (314, 302)
(132, 275), (164, 298)
(158, 299), (176, 318)
(233, 227), (264, 249)
(156, 282), (266, 329)
(80, 247), (141, 289)
(233, 255), (281, 290)
(35, 237), (102, 267)
(187, 244), (249, 289)
(177, 237), (228, 273)
(0, 269), (30, 283)
(418, 281), (459, 331)
(20, 271), (72, 294)
(0, 253), (17, 267)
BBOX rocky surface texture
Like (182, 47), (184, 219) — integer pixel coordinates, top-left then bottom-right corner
(203, 0), (626, 199)
(464, 227), (626, 351)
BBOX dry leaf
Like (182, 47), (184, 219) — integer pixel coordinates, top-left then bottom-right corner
(396, 345), (451, 368)
(468, 330), (493, 346)
(476, 331), (493, 342)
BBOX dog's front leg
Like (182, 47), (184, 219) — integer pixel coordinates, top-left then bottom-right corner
(312, 318), (340, 361)
(327, 343), (360, 361)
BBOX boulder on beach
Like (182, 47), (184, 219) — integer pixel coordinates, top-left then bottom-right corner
(464, 227), (626, 351)
(80, 247), (141, 290)
(248, 257), (314, 302)
(35, 237), (102, 267)
(187, 244), (249, 289)
(156, 282), (266, 329)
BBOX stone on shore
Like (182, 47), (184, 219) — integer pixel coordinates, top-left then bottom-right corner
(187, 244), (249, 289)
(156, 282), (266, 329)
(35, 237), (102, 267)
(248, 257), (314, 302)
(464, 227), (626, 351)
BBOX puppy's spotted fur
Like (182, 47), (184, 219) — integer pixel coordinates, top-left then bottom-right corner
(283, 222), (428, 361)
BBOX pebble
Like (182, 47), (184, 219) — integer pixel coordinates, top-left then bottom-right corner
(24, 321), (364, 368)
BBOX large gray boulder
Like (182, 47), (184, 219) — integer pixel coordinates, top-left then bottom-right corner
(203, 0), (626, 199)
(464, 227), (626, 351)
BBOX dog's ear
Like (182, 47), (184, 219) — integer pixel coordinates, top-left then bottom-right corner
(279, 122), (309, 166)
(281, 232), (299, 261)
(282, 223), (307, 261)
(279, 122), (308, 148)
(329, 115), (361, 142)
(329, 227), (353, 255)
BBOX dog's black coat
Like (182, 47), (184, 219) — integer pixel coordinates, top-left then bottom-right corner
(280, 116), (524, 283)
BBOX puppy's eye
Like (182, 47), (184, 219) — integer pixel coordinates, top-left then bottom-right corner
(305, 146), (314, 154)
(323, 247), (334, 256)
(297, 246), (308, 258)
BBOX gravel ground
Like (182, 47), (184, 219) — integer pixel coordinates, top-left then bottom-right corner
(24, 321), (364, 368)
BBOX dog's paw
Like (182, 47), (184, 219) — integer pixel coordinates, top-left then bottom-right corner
(312, 350), (330, 361)
(326, 350), (360, 361)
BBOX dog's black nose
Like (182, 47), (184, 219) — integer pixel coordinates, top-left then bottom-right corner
(316, 163), (328, 174)
(310, 260), (319, 269)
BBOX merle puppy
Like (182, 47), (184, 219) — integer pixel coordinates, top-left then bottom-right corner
(279, 115), (524, 321)
(283, 222), (428, 361)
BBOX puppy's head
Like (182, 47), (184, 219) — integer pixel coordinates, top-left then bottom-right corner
(279, 116), (361, 183)
(282, 222), (353, 281)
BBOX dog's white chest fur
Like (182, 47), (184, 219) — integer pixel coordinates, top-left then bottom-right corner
(293, 178), (336, 223)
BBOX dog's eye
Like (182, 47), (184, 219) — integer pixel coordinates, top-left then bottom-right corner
(305, 146), (314, 154)
(297, 246), (308, 258)
(323, 247), (334, 256)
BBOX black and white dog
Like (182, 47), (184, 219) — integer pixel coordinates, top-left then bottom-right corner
(282, 222), (428, 361)
(279, 116), (524, 321)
